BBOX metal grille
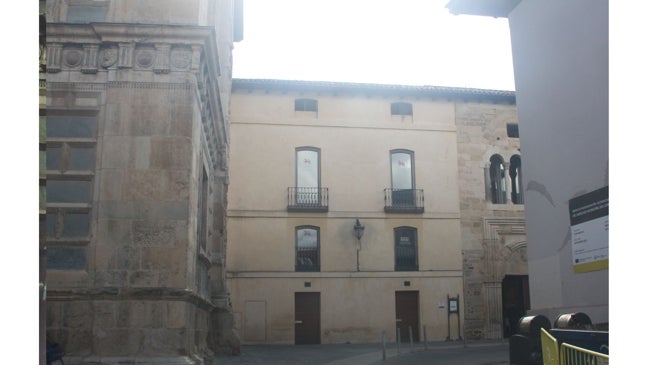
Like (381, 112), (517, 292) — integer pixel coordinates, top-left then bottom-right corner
(288, 187), (328, 212)
(384, 189), (424, 213)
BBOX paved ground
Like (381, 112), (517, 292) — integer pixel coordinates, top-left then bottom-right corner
(214, 340), (509, 365)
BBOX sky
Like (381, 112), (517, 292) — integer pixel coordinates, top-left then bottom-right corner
(232, 0), (516, 90)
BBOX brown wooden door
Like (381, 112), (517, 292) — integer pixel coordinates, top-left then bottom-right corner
(395, 291), (420, 342)
(295, 292), (320, 344)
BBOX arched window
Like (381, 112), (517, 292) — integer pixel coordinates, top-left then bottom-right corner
(510, 155), (524, 204)
(394, 226), (418, 271)
(296, 226), (320, 272)
(295, 147), (321, 205)
(489, 154), (507, 204)
(390, 149), (416, 207)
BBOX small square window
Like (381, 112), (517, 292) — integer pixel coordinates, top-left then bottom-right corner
(295, 98), (318, 112)
(391, 102), (413, 116)
(507, 124), (519, 138)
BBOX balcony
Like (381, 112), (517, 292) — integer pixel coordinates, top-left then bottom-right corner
(287, 187), (329, 212)
(384, 188), (424, 213)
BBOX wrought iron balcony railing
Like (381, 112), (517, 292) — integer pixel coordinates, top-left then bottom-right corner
(287, 187), (329, 212)
(384, 188), (424, 213)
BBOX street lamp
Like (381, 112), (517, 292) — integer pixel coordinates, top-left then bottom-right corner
(353, 219), (365, 271)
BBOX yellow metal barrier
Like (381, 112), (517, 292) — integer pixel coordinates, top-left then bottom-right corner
(541, 328), (560, 365)
(560, 342), (609, 365)
(540, 328), (609, 365)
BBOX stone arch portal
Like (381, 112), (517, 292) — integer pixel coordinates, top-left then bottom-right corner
(480, 218), (528, 339)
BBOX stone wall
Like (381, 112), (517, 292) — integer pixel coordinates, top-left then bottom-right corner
(454, 102), (527, 340)
(44, 7), (240, 362)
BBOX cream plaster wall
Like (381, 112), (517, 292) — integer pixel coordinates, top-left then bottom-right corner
(228, 276), (463, 344)
(229, 93), (460, 215)
(227, 85), (465, 344)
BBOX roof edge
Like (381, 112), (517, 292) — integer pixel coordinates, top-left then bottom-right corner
(232, 78), (516, 104)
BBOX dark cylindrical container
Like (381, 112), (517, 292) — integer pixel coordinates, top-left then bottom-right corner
(554, 312), (592, 329)
(518, 315), (551, 339)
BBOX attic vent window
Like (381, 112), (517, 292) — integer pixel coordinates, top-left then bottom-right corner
(507, 123), (519, 138)
(295, 98), (318, 112)
(391, 102), (413, 116)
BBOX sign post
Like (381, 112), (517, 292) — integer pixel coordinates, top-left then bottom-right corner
(446, 294), (462, 341)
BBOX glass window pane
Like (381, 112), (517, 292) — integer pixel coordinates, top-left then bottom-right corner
(297, 150), (319, 188)
(391, 152), (413, 190)
(46, 146), (62, 170)
(47, 180), (92, 203)
(46, 247), (86, 270)
(297, 228), (318, 249)
(395, 228), (417, 271)
(62, 212), (90, 237)
(47, 116), (96, 138)
(46, 213), (57, 237)
(68, 146), (95, 170)
(66, 5), (108, 23)
(296, 227), (319, 271)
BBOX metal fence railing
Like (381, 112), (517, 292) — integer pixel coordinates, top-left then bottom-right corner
(541, 328), (609, 365)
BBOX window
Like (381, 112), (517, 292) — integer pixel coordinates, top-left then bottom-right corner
(394, 227), (418, 271)
(295, 147), (320, 205)
(489, 154), (507, 204)
(46, 115), (97, 270)
(390, 149), (416, 206)
(66, 1), (109, 23)
(510, 155), (524, 204)
(296, 226), (320, 272)
(197, 165), (208, 251)
(391, 102), (413, 116)
(295, 98), (318, 112)
(507, 124), (519, 138)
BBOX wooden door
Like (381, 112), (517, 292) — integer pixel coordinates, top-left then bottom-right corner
(295, 292), (320, 345)
(395, 291), (420, 342)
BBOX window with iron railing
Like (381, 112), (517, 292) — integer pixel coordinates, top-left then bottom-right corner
(289, 147), (328, 212)
(394, 227), (418, 271)
(296, 226), (320, 272)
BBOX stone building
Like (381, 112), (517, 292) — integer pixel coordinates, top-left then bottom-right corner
(226, 79), (523, 344)
(455, 102), (527, 339)
(43, 1), (242, 363)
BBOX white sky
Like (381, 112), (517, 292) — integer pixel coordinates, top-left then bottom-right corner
(233, 0), (516, 90)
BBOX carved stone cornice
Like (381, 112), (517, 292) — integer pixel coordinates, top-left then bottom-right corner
(45, 22), (219, 74)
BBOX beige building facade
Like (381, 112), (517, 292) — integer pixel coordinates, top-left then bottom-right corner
(227, 79), (523, 344)
(43, 1), (242, 363)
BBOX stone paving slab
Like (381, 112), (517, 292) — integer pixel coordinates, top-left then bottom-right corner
(214, 340), (508, 365)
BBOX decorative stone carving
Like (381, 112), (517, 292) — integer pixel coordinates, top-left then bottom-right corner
(47, 43), (63, 73)
(81, 44), (99, 74)
(134, 47), (155, 69)
(118, 43), (134, 68)
(154, 44), (171, 74)
(63, 47), (83, 68)
(171, 47), (192, 71)
(99, 45), (118, 68)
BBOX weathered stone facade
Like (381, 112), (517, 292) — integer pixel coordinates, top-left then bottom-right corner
(44, 1), (242, 363)
(455, 103), (527, 339)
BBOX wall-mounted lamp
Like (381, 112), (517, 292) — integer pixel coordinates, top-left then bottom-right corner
(353, 219), (365, 271)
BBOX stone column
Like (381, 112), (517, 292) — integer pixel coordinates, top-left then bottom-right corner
(504, 162), (511, 204)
